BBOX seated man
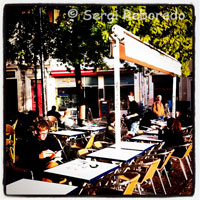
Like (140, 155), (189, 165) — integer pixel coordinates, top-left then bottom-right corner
(23, 120), (63, 180)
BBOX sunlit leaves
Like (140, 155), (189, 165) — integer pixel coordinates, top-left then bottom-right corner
(5, 5), (193, 77)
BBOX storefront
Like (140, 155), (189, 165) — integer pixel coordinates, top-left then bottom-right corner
(50, 69), (135, 118)
(55, 76), (99, 117)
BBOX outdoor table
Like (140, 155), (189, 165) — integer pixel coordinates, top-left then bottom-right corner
(86, 147), (143, 163)
(73, 126), (106, 141)
(150, 119), (167, 128)
(130, 134), (163, 143)
(50, 130), (85, 137)
(109, 141), (155, 151)
(6, 178), (78, 195)
(44, 158), (119, 184)
(73, 126), (106, 133)
(144, 129), (159, 135)
(181, 125), (192, 131)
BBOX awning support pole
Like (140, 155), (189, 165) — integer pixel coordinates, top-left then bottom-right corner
(172, 75), (177, 118)
(112, 35), (121, 149)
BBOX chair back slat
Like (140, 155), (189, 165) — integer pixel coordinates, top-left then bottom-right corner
(159, 149), (175, 170)
(184, 143), (192, 157)
(124, 173), (140, 195)
(141, 159), (161, 183)
(85, 135), (95, 149)
(12, 119), (18, 130)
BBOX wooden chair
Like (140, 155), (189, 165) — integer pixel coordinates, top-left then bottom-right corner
(6, 120), (18, 163)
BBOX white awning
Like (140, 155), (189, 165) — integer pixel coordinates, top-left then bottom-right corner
(111, 25), (182, 76)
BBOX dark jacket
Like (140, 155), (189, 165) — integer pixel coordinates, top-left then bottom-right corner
(159, 128), (185, 157)
(23, 134), (61, 176)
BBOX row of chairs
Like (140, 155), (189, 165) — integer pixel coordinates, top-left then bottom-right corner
(84, 141), (193, 196)
(5, 118), (193, 195)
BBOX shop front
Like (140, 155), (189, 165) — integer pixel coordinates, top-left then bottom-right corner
(51, 69), (136, 118)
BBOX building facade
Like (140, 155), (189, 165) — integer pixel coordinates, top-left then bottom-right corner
(5, 58), (192, 120)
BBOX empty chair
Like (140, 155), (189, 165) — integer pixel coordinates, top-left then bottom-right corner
(171, 143), (193, 180)
(155, 149), (175, 195)
(71, 134), (96, 157)
(93, 140), (112, 149)
(87, 172), (140, 195)
(128, 158), (161, 195)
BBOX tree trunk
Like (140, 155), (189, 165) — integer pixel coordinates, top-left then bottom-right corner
(74, 63), (85, 126)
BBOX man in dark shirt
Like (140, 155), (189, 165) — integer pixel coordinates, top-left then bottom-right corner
(125, 92), (139, 131)
(24, 120), (62, 179)
(47, 106), (61, 126)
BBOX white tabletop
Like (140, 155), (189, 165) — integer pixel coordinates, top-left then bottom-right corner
(151, 120), (167, 127)
(110, 141), (155, 151)
(50, 130), (85, 137)
(131, 134), (163, 142)
(45, 159), (119, 183)
(74, 126), (106, 132)
(6, 178), (78, 195)
(181, 125), (192, 131)
(86, 147), (143, 163)
(145, 129), (159, 135)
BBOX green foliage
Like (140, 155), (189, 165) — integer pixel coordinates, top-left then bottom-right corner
(5, 5), (193, 77)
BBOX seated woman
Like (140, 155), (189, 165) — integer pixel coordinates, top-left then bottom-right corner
(159, 118), (185, 157)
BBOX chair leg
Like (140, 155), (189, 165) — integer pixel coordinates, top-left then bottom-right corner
(150, 178), (157, 195)
(188, 154), (191, 161)
(185, 156), (193, 175)
(163, 167), (172, 187)
(137, 184), (141, 195)
(179, 159), (188, 180)
(157, 170), (167, 195)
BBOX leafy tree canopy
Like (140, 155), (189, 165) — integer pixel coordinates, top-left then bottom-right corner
(5, 4), (193, 76)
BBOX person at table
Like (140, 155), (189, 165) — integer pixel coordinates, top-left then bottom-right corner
(152, 95), (165, 121)
(159, 118), (185, 157)
(139, 111), (152, 130)
(105, 112), (128, 142)
(127, 92), (139, 115)
(60, 109), (79, 129)
(124, 92), (140, 131)
(47, 105), (61, 126)
(164, 101), (171, 119)
(176, 110), (193, 127)
(105, 112), (115, 142)
(23, 119), (63, 180)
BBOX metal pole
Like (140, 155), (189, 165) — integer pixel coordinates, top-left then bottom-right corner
(113, 36), (121, 149)
(172, 75), (177, 118)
